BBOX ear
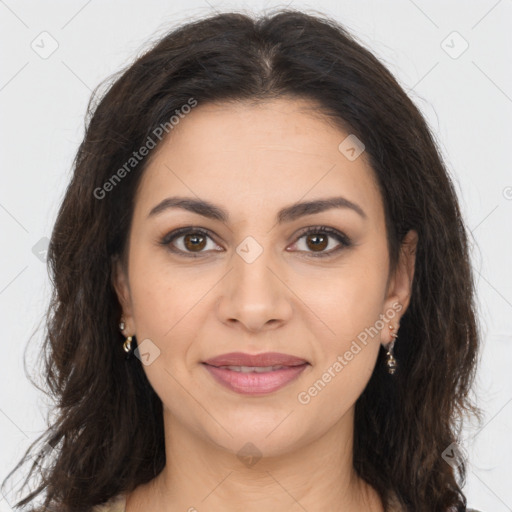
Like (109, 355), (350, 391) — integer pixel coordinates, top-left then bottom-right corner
(382, 229), (418, 343)
(111, 255), (135, 334)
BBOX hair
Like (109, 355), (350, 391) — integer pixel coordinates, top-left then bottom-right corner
(3, 8), (483, 512)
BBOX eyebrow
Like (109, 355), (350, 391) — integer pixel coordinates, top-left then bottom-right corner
(147, 195), (367, 223)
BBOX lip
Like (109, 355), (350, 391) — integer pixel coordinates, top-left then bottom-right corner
(202, 351), (309, 367)
(203, 363), (309, 395)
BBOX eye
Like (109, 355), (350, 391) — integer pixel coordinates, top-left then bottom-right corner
(289, 226), (352, 258)
(160, 225), (352, 258)
(160, 227), (222, 257)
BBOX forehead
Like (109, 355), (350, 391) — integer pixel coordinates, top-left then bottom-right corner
(134, 98), (384, 224)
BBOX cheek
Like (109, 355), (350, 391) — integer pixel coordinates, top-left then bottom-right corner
(129, 265), (171, 338)
(299, 246), (389, 410)
(297, 271), (387, 421)
(300, 256), (389, 348)
(126, 255), (195, 402)
(127, 249), (219, 381)
(128, 246), (196, 337)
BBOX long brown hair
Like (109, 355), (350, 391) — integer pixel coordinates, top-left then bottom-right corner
(3, 9), (483, 511)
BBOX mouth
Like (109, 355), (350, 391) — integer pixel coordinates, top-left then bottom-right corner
(204, 364), (305, 373)
(201, 352), (310, 395)
(202, 351), (309, 368)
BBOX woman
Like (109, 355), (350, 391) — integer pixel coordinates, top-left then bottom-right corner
(3, 9), (484, 512)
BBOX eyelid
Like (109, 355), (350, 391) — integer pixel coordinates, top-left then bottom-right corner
(160, 226), (222, 257)
(160, 225), (352, 258)
(290, 225), (352, 257)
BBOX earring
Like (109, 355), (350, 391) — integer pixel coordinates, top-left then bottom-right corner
(119, 317), (134, 359)
(123, 336), (133, 354)
(386, 325), (399, 375)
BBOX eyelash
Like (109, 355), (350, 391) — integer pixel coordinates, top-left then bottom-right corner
(159, 225), (352, 259)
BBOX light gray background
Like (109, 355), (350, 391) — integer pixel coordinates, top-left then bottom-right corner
(1, 1), (511, 510)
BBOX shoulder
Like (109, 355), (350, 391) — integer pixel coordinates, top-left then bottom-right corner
(91, 493), (126, 512)
(390, 497), (483, 512)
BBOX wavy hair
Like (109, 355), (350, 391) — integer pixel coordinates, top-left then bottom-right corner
(3, 8), (483, 512)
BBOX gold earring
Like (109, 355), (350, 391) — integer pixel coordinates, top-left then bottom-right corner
(123, 336), (133, 354)
(386, 325), (398, 375)
(119, 317), (134, 358)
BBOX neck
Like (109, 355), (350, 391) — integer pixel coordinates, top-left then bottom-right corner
(127, 405), (384, 512)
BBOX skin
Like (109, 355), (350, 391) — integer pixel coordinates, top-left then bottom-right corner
(113, 98), (418, 512)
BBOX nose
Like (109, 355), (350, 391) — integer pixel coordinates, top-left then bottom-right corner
(216, 242), (293, 333)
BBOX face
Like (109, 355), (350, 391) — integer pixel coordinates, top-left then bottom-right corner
(113, 98), (417, 458)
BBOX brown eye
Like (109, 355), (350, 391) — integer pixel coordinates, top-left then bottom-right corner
(291, 226), (352, 258)
(161, 227), (222, 257)
(183, 233), (207, 252)
(305, 233), (328, 252)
